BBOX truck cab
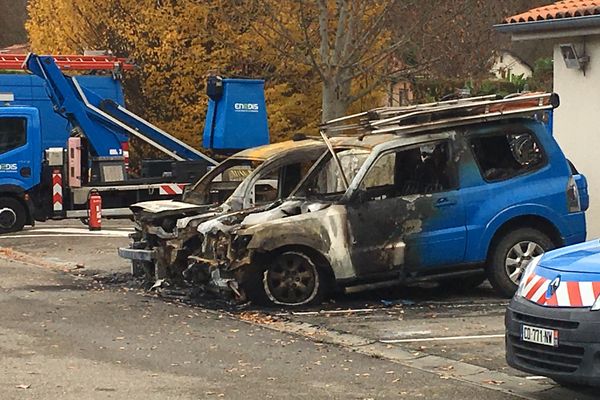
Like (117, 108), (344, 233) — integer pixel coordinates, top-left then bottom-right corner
(0, 102), (42, 231)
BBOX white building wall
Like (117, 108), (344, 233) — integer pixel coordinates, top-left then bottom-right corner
(491, 52), (533, 80)
(553, 37), (600, 237)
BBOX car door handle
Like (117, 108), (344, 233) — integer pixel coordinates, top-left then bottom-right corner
(435, 197), (457, 207)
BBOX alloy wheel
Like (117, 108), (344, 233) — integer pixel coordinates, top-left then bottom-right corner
(505, 241), (544, 285)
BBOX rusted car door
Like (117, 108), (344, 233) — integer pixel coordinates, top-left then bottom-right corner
(346, 140), (466, 276)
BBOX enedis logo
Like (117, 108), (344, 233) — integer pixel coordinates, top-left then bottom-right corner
(234, 103), (259, 112)
(0, 163), (18, 172)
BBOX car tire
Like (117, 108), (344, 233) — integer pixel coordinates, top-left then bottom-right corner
(0, 197), (26, 233)
(245, 250), (327, 307)
(487, 228), (554, 297)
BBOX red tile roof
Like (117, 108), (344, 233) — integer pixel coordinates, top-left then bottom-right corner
(504, 0), (600, 24)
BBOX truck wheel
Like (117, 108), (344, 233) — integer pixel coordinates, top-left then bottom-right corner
(246, 251), (327, 307)
(0, 198), (26, 233)
(487, 228), (553, 297)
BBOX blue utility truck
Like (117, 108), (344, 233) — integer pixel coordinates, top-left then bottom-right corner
(0, 54), (269, 232)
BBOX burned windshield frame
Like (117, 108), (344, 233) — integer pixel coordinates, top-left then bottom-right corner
(290, 147), (371, 200)
(182, 158), (262, 204)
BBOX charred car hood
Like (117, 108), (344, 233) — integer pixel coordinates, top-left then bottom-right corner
(196, 202), (287, 235)
(131, 200), (213, 220)
(239, 200), (332, 233)
(196, 199), (333, 236)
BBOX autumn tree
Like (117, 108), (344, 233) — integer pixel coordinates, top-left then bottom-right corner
(237, 1), (406, 121)
(26, 0), (556, 144)
(238, 0), (558, 121)
(26, 0), (322, 147)
(239, 0), (535, 121)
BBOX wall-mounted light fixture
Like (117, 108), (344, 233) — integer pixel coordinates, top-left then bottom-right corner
(559, 43), (589, 71)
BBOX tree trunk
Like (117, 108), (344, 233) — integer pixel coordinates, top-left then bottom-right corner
(321, 77), (352, 122)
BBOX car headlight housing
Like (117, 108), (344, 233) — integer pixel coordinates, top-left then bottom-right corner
(515, 255), (542, 298)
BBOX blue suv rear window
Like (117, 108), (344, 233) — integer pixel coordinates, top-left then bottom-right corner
(470, 131), (545, 182)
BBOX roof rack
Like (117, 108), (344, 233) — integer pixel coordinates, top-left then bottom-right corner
(320, 92), (558, 136)
(0, 54), (135, 71)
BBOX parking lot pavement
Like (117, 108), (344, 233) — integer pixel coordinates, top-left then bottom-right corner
(259, 286), (599, 400)
(0, 220), (134, 273)
(0, 224), (597, 399)
(277, 289), (510, 372)
(0, 251), (523, 399)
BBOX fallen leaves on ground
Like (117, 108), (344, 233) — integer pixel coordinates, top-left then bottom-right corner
(483, 379), (505, 385)
(238, 312), (277, 325)
(0, 247), (66, 270)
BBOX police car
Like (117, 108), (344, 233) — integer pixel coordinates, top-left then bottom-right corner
(506, 240), (600, 387)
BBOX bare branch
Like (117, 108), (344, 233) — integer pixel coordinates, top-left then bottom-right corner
(318, 0), (330, 70)
(298, 4), (326, 81)
(340, 37), (411, 83)
(241, 3), (315, 67)
(332, 0), (349, 67)
(347, 80), (385, 104)
(340, 1), (361, 65)
(339, 0), (395, 68)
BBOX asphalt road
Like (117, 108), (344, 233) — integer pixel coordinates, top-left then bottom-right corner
(0, 220), (596, 399)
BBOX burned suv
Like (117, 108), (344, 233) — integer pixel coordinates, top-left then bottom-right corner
(118, 139), (327, 282)
(189, 94), (588, 306)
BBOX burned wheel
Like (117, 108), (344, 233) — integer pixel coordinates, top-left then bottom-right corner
(245, 251), (326, 307)
(263, 251), (322, 306)
(487, 228), (553, 298)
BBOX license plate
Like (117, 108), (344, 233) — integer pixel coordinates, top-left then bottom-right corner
(522, 324), (559, 347)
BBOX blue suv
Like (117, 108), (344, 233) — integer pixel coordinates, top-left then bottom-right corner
(186, 95), (589, 306)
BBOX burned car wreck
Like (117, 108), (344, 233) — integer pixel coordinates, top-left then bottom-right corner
(118, 139), (328, 283)
(185, 93), (588, 306)
(187, 133), (437, 305)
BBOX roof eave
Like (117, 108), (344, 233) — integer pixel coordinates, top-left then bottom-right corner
(495, 14), (600, 39)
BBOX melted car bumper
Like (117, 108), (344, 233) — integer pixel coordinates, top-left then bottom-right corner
(118, 247), (156, 262)
(506, 296), (600, 387)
